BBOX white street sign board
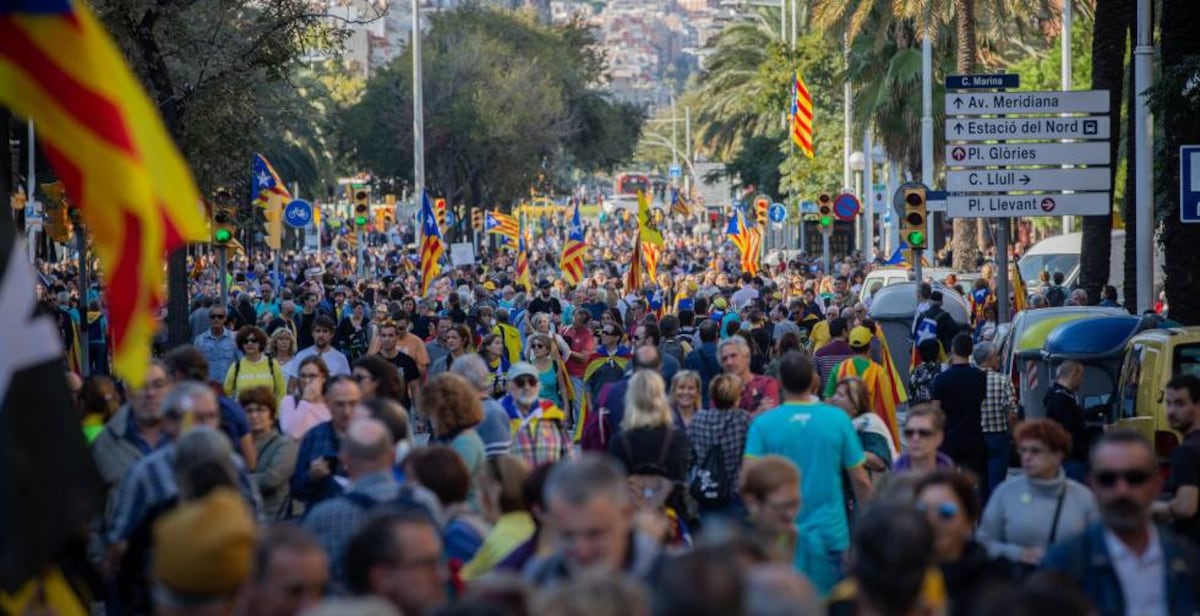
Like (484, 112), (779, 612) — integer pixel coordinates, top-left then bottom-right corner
(946, 142), (1110, 167)
(947, 193), (1111, 218)
(946, 116), (1110, 141)
(944, 90), (1110, 116)
(946, 168), (1112, 192)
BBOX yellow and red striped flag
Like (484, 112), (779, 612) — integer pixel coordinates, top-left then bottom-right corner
(625, 228), (643, 292)
(742, 226), (761, 276)
(515, 225), (531, 293)
(559, 202), (586, 286)
(419, 192), (444, 296)
(0, 0), (208, 386)
(485, 210), (520, 249)
(643, 240), (661, 284)
(252, 153), (292, 209)
(791, 72), (814, 158)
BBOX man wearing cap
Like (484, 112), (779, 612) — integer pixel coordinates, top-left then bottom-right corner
(501, 362), (573, 467)
(528, 280), (562, 316)
(824, 326), (901, 446)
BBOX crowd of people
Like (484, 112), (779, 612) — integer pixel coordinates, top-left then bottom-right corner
(39, 208), (1200, 615)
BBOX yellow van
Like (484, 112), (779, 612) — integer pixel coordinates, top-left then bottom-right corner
(1114, 327), (1200, 457)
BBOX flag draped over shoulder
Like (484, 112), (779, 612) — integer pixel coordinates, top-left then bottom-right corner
(0, 212), (96, 610)
(515, 225), (531, 293)
(636, 190), (663, 246)
(419, 192), (443, 296)
(559, 202), (586, 286)
(791, 72), (814, 158)
(252, 153), (292, 209)
(484, 210), (520, 248)
(0, 0), (208, 386)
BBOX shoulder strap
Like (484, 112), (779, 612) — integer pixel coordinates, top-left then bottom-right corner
(1047, 483), (1069, 545)
(234, 358), (241, 382)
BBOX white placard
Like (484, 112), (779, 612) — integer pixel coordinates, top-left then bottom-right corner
(946, 168), (1112, 192)
(944, 90), (1111, 116)
(449, 242), (476, 266)
(946, 116), (1111, 141)
(947, 193), (1111, 218)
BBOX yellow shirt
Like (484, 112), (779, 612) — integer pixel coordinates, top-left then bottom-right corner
(224, 355), (286, 399)
(809, 320), (831, 352)
(459, 512), (535, 581)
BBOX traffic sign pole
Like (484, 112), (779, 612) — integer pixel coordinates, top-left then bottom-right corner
(822, 229), (831, 276)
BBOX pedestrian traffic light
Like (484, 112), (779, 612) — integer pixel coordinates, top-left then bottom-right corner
(353, 189), (369, 227)
(213, 206), (236, 247)
(817, 193), (833, 230)
(902, 187), (928, 250)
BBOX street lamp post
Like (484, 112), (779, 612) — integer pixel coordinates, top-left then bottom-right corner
(411, 0), (425, 253)
(849, 150), (865, 255)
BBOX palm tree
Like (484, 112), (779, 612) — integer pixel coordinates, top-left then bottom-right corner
(1077, 0), (1129, 306)
(1156, 0), (1200, 323)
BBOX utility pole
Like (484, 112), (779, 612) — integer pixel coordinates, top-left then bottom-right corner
(412, 0), (425, 253)
(1061, 0), (1073, 234)
(1133, 0), (1154, 313)
(684, 106), (692, 197)
(920, 8), (935, 253)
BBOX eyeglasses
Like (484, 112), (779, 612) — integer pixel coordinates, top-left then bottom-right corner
(916, 501), (960, 520)
(210, 314), (226, 319)
(902, 427), (936, 439)
(513, 377), (538, 388)
(1093, 469), (1153, 488)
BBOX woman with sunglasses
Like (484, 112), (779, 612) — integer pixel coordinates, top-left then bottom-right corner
(525, 333), (566, 411)
(893, 405), (955, 474)
(977, 419), (1099, 570)
(913, 470), (1011, 616)
(352, 355), (408, 407)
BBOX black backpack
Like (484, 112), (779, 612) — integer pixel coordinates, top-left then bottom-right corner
(690, 434), (731, 511)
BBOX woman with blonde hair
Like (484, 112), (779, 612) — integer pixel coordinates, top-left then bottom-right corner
(687, 374), (750, 513)
(267, 326), (297, 366)
(525, 332), (569, 411)
(830, 376), (897, 473)
(607, 371), (691, 511)
(669, 370), (703, 427)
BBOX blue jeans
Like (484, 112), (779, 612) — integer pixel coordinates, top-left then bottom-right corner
(983, 432), (1011, 504)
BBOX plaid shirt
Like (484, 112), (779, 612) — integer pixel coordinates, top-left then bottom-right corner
(687, 408), (751, 487)
(981, 368), (1016, 433)
(502, 395), (574, 467)
(107, 442), (261, 544)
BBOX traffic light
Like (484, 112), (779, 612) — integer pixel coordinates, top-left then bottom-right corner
(471, 208), (484, 231)
(41, 181), (73, 243)
(264, 201), (283, 250)
(817, 193), (833, 230)
(902, 187), (928, 250)
(213, 206), (236, 247)
(754, 196), (769, 227)
(353, 189), (369, 227)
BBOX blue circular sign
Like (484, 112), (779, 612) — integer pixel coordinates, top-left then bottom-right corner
(284, 199), (313, 228)
(833, 193), (861, 221)
(768, 202), (787, 223)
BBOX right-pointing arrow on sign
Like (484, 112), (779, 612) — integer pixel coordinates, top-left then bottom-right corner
(1019, 175), (1031, 186)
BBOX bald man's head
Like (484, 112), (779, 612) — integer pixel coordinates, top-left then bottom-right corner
(633, 345), (662, 372)
(342, 418), (394, 478)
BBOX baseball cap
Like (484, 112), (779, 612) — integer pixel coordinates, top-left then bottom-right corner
(713, 297), (728, 309)
(849, 326), (873, 348)
(507, 362), (539, 381)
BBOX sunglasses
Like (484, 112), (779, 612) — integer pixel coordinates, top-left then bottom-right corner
(530, 344), (545, 349)
(916, 501), (960, 520)
(513, 377), (538, 388)
(1093, 469), (1153, 488)
(903, 427), (936, 439)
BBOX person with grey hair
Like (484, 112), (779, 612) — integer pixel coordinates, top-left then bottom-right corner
(973, 341), (1017, 502)
(104, 383), (262, 582)
(451, 354), (513, 456)
(302, 418), (441, 585)
(526, 454), (665, 586)
(744, 563), (822, 616)
(719, 335), (780, 415)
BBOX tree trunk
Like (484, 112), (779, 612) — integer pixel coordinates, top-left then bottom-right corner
(951, 0), (981, 271)
(1080, 0), (1128, 305)
(1159, 0), (1200, 324)
(1121, 7), (1138, 312)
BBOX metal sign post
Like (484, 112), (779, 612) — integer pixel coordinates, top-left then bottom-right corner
(218, 246), (228, 306)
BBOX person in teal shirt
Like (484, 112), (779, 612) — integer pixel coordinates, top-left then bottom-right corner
(744, 351), (873, 595)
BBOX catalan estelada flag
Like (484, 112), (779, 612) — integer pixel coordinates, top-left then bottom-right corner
(252, 153), (292, 209)
(0, 0), (208, 387)
(485, 210), (520, 248)
(419, 192), (443, 296)
(742, 226), (761, 276)
(643, 239), (661, 284)
(515, 225), (531, 293)
(559, 202), (586, 286)
(669, 187), (690, 217)
(791, 72), (814, 158)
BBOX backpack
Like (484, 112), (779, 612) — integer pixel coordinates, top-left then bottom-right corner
(621, 428), (677, 511)
(232, 355), (277, 396)
(689, 437), (731, 511)
(580, 382), (618, 452)
(330, 486), (439, 526)
(660, 338), (687, 366)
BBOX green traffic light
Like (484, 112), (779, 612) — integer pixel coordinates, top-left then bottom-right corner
(907, 230), (926, 247)
(820, 215), (832, 227)
(214, 229), (232, 243)
(355, 216), (368, 226)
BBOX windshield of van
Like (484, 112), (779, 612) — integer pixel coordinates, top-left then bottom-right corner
(1018, 253), (1078, 286)
(1174, 343), (1200, 378)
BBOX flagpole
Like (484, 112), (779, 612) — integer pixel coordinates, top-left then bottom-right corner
(26, 121), (36, 264)
(76, 221), (89, 376)
(411, 0), (425, 256)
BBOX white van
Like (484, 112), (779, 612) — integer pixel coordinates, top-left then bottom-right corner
(1017, 230), (1162, 298)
